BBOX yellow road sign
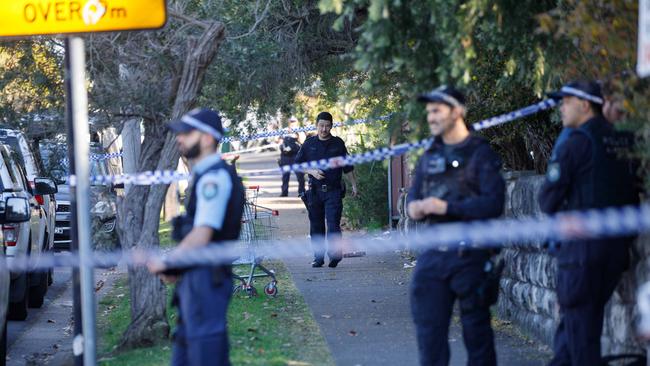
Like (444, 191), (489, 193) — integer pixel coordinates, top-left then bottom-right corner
(0, 0), (167, 37)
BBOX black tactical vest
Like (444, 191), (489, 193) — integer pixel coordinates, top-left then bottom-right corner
(566, 116), (639, 211)
(418, 135), (487, 223)
(186, 159), (245, 242)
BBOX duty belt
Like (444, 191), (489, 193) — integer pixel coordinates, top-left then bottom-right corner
(310, 183), (339, 192)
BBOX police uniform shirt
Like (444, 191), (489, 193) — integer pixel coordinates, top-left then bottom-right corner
(191, 153), (233, 231)
(294, 135), (353, 187)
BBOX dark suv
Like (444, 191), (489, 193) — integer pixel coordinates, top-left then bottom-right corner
(39, 143), (121, 251)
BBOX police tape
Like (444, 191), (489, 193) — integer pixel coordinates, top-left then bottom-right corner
(470, 99), (558, 131)
(222, 143), (281, 157)
(77, 99), (559, 185)
(4, 203), (649, 273)
(221, 115), (391, 143)
(90, 152), (124, 161)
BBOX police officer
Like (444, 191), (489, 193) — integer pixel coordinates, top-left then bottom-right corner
(539, 81), (639, 366)
(295, 111), (358, 268)
(148, 108), (245, 366)
(407, 86), (505, 366)
(279, 117), (305, 197)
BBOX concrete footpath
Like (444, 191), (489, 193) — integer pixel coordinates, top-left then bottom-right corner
(239, 150), (552, 366)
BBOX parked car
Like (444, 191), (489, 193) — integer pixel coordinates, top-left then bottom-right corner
(0, 129), (56, 286)
(0, 196), (33, 361)
(0, 145), (57, 320)
(39, 142), (121, 251)
(0, 129), (56, 250)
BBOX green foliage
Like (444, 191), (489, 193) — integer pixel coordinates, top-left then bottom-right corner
(0, 40), (65, 138)
(318, 0), (563, 171)
(343, 159), (388, 230)
(343, 124), (390, 230)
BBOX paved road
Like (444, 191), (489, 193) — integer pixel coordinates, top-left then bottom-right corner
(6, 261), (120, 365)
(239, 150), (552, 366)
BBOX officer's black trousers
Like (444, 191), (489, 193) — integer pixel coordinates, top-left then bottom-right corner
(410, 251), (496, 366)
(279, 156), (305, 196)
(307, 188), (343, 262)
(281, 171), (305, 196)
(549, 258), (625, 366)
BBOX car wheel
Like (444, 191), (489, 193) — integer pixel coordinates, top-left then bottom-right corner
(28, 271), (47, 308)
(8, 274), (29, 321)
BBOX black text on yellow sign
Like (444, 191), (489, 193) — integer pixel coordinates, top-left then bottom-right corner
(0, 0), (167, 37)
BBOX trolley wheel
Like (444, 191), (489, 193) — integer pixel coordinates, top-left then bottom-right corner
(245, 285), (257, 297)
(233, 285), (242, 295)
(264, 282), (278, 297)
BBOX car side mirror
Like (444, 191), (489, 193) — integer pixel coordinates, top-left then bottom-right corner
(3, 197), (30, 223)
(34, 177), (58, 195)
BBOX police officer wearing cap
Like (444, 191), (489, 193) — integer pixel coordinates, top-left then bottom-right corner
(279, 117), (305, 197)
(295, 111), (358, 268)
(539, 81), (640, 366)
(148, 108), (245, 366)
(407, 86), (505, 366)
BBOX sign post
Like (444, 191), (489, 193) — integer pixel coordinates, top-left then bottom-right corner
(638, 0), (650, 77)
(0, 2), (167, 365)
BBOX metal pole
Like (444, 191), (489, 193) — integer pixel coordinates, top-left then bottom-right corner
(68, 36), (97, 366)
(63, 37), (84, 366)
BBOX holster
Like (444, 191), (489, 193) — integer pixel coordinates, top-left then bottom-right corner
(171, 215), (193, 242)
(300, 190), (311, 211)
(457, 258), (504, 313)
(476, 258), (504, 308)
(211, 266), (232, 286)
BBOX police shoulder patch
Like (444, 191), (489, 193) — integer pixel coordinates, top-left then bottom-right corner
(547, 163), (561, 182)
(202, 182), (219, 200)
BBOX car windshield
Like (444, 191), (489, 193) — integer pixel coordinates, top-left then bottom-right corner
(39, 144), (108, 183)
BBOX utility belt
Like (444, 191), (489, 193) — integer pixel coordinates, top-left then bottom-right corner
(309, 179), (347, 194)
(309, 182), (341, 193)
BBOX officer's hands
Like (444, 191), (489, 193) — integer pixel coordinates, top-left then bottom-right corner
(147, 257), (167, 274)
(308, 169), (325, 180)
(421, 197), (448, 216)
(407, 201), (425, 220)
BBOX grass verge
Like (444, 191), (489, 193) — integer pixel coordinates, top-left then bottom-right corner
(97, 229), (333, 365)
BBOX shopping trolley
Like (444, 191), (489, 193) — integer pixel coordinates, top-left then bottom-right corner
(233, 186), (280, 297)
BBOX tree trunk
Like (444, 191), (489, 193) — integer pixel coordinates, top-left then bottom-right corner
(121, 118), (141, 196)
(118, 20), (226, 349)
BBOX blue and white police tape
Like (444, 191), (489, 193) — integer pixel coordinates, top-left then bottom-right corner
(221, 115), (391, 143)
(77, 99), (559, 186)
(85, 99), (557, 162)
(222, 143), (281, 156)
(90, 152), (124, 161)
(4, 203), (650, 273)
(471, 99), (558, 131)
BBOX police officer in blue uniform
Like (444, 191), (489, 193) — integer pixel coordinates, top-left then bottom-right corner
(148, 108), (244, 366)
(539, 81), (640, 366)
(295, 111), (358, 268)
(279, 131), (305, 197)
(407, 86), (505, 366)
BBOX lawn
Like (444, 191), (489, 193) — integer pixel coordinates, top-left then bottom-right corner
(96, 221), (333, 365)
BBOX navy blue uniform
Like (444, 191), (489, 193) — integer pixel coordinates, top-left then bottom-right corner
(279, 135), (305, 196)
(295, 135), (353, 263)
(171, 153), (244, 366)
(539, 116), (639, 366)
(407, 135), (505, 366)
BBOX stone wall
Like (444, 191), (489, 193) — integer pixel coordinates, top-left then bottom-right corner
(498, 172), (649, 356)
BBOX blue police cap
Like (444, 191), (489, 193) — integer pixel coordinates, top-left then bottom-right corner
(167, 108), (225, 140)
(547, 81), (604, 105)
(417, 86), (466, 108)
